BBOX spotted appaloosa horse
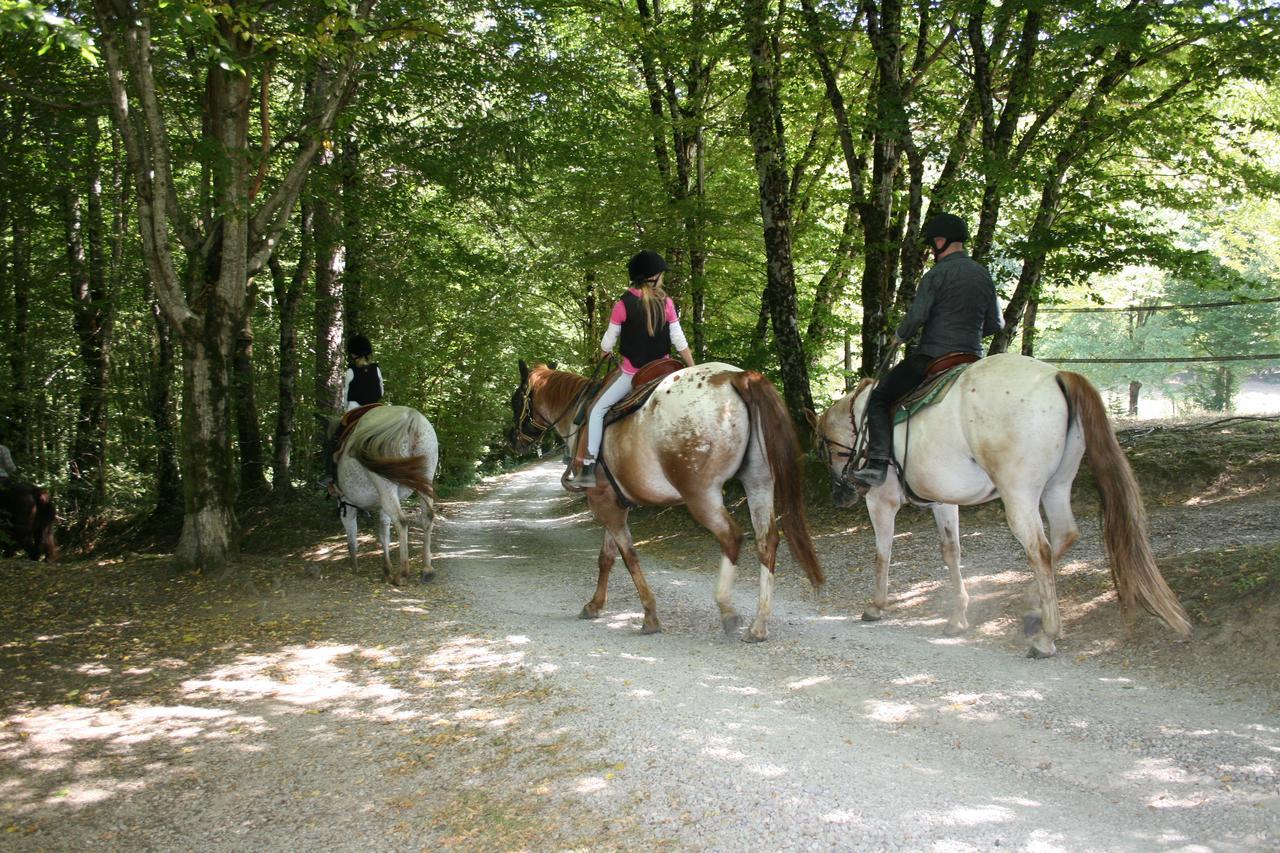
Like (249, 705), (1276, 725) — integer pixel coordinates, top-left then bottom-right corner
(329, 406), (437, 585)
(810, 352), (1190, 657)
(509, 360), (823, 641)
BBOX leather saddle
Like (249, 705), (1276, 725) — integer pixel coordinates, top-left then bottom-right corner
(568, 356), (684, 473)
(891, 351), (979, 421)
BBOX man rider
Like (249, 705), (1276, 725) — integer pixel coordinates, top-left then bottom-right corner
(852, 213), (1003, 488)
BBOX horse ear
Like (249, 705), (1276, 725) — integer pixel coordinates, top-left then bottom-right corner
(803, 408), (819, 430)
(547, 360), (558, 371)
(518, 360), (529, 383)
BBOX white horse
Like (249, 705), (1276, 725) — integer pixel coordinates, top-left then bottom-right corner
(331, 405), (438, 585)
(810, 353), (1190, 657)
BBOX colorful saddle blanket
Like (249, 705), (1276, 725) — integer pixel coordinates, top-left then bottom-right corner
(892, 352), (980, 424)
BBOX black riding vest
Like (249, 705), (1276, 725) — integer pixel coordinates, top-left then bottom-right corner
(347, 363), (383, 406)
(618, 291), (672, 370)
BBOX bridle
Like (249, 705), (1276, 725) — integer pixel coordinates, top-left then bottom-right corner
(513, 359), (612, 449)
(814, 385), (870, 488)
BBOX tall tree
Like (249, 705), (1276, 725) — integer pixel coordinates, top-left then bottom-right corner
(92, 0), (376, 570)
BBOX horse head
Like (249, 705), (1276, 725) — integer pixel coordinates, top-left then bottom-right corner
(810, 378), (875, 508)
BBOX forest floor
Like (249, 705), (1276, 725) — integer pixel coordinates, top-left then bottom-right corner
(1, 417), (1277, 850)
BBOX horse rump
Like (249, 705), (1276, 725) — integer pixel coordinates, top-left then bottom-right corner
(0, 480), (59, 562)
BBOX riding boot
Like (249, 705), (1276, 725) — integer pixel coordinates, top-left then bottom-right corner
(566, 460), (598, 490)
(853, 389), (894, 488)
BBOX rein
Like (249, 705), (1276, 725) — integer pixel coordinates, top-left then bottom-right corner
(516, 358), (611, 449)
(833, 340), (900, 487)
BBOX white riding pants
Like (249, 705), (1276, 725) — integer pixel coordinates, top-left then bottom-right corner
(587, 372), (634, 459)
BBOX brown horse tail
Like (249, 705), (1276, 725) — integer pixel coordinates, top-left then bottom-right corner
(35, 488), (58, 562)
(730, 371), (824, 589)
(1057, 372), (1190, 636)
(354, 453), (437, 500)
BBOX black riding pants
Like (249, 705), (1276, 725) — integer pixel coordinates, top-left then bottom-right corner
(865, 352), (933, 463)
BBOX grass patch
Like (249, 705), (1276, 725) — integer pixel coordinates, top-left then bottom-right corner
(1159, 542), (1280, 626)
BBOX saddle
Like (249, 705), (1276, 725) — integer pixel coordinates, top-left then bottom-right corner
(568, 357), (684, 474)
(891, 351), (979, 424)
(333, 402), (385, 461)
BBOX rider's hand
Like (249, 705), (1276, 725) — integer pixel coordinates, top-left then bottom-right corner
(599, 350), (613, 363)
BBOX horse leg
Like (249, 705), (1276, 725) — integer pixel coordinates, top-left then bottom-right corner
(580, 530), (616, 620)
(372, 479), (409, 586)
(1042, 473), (1080, 566)
(739, 474), (779, 644)
(418, 494), (435, 583)
(342, 503), (360, 575)
(589, 490), (659, 634)
(1003, 490), (1060, 658)
(683, 492), (746, 638)
(863, 489), (902, 622)
(931, 504), (969, 635)
(378, 510), (394, 583)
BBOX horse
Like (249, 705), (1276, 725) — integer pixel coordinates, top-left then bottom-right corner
(328, 405), (438, 585)
(0, 480), (58, 562)
(809, 352), (1191, 658)
(508, 359), (823, 641)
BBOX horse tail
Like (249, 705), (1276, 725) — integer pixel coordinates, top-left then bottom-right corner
(35, 489), (58, 562)
(1056, 372), (1190, 636)
(348, 409), (437, 500)
(730, 371), (824, 589)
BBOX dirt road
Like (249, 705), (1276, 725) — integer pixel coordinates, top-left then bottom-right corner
(2, 459), (1276, 850)
(433, 461), (1278, 850)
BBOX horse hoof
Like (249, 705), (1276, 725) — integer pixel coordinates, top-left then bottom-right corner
(418, 571), (435, 584)
(579, 606), (601, 620)
(742, 630), (767, 644)
(639, 621), (662, 635)
(861, 610), (883, 622)
(721, 614), (745, 636)
(1022, 612), (1043, 638)
(1026, 642), (1057, 659)
(944, 622), (969, 637)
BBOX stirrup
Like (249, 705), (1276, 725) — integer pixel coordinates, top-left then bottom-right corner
(565, 461), (597, 491)
(852, 459), (889, 488)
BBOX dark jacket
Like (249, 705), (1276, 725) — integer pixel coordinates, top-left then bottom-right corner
(619, 291), (672, 369)
(896, 251), (1002, 358)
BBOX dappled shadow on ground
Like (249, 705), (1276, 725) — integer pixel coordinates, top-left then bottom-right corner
(0, 501), (638, 850)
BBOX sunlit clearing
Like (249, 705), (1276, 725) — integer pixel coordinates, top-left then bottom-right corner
(619, 652), (658, 663)
(1125, 758), (1193, 784)
(786, 675), (831, 691)
(820, 808), (865, 825)
(423, 636), (525, 673)
(183, 644), (404, 707)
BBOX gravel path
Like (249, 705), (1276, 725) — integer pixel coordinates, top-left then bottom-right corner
(2, 459), (1277, 850)
(435, 461), (1279, 850)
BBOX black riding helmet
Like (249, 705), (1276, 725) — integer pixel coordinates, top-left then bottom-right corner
(923, 213), (969, 254)
(347, 333), (373, 358)
(628, 249), (669, 283)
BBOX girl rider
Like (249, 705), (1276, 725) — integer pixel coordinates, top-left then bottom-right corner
(567, 250), (695, 489)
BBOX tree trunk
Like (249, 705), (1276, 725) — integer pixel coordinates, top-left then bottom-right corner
(60, 116), (113, 513)
(1128, 380), (1141, 416)
(272, 203), (311, 494)
(1020, 296), (1038, 357)
(233, 282), (268, 496)
(744, 0), (814, 427)
(144, 273), (181, 513)
(7, 106), (31, 462)
(313, 142), (345, 471)
(341, 131), (364, 336)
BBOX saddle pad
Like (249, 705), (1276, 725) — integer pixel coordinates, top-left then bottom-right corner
(603, 361), (683, 428)
(893, 364), (971, 425)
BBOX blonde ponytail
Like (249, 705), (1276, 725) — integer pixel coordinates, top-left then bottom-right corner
(639, 278), (669, 336)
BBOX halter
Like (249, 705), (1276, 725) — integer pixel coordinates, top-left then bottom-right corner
(814, 383), (870, 488)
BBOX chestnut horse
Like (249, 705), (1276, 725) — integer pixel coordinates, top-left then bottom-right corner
(329, 405), (438, 585)
(810, 353), (1190, 657)
(509, 360), (823, 641)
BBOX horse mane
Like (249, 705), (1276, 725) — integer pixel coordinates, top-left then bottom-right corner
(528, 364), (590, 416)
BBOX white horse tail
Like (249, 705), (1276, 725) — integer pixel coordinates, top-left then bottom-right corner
(1056, 372), (1191, 636)
(348, 409), (436, 499)
(730, 371), (824, 589)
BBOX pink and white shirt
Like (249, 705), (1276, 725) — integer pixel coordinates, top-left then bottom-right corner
(599, 288), (689, 374)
